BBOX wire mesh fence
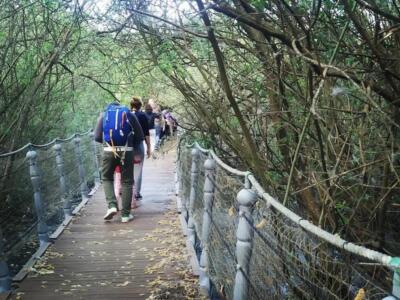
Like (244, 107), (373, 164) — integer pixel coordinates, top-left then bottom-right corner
(62, 140), (85, 212)
(247, 195), (395, 300)
(0, 131), (99, 276)
(0, 150), (37, 275)
(80, 135), (98, 190)
(192, 151), (207, 239)
(178, 146), (192, 220)
(36, 146), (65, 234)
(207, 166), (243, 300)
(178, 142), (399, 300)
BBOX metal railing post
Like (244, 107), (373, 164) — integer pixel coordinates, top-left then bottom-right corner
(26, 150), (50, 246)
(89, 132), (101, 183)
(199, 157), (216, 295)
(180, 154), (189, 221)
(187, 148), (200, 245)
(233, 187), (257, 300)
(393, 265), (400, 298)
(0, 228), (11, 293)
(73, 137), (88, 199)
(383, 267), (400, 299)
(53, 143), (71, 217)
(175, 169), (180, 196)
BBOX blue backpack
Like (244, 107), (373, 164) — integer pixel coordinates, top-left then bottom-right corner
(102, 103), (132, 146)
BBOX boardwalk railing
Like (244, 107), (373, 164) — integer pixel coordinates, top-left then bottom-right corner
(0, 131), (101, 292)
(177, 141), (400, 300)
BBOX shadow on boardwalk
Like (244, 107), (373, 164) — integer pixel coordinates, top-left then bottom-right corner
(8, 146), (200, 300)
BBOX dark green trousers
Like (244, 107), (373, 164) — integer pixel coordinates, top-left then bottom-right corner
(101, 151), (133, 217)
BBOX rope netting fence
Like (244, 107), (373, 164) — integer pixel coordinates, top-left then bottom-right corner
(207, 169), (242, 300)
(177, 141), (400, 300)
(0, 131), (100, 278)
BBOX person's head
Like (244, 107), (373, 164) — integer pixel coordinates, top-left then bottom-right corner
(130, 97), (142, 111)
(153, 104), (161, 113)
(148, 98), (157, 109)
(144, 103), (153, 113)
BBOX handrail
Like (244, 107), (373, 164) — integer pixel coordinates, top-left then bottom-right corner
(248, 174), (396, 268)
(194, 142), (209, 154)
(194, 142), (248, 176)
(187, 142), (400, 270)
(0, 130), (92, 157)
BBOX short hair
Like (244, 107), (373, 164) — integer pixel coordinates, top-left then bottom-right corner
(130, 97), (142, 110)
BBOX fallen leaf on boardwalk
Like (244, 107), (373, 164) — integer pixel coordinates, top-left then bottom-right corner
(116, 281), (130, 287)
(145, 207), (207, 300)
(37, 269), (54, 275)
(30, 259), (55, 275)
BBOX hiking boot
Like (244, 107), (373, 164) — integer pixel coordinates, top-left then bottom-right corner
(104, 207), (117, 220)
(135, 193), (143, 200)
(121, 214), (134, 223)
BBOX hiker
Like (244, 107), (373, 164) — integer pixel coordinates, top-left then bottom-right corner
(144, 103), (157, 152)
(130, 97), (151, 202)
(162, 109), (177, 137)
(148, 99), (163, 151)
(94, 101), (144, 223)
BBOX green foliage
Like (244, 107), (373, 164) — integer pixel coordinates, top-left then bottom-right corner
(250, 0), (266, 10)
(1, 0), (399, 256)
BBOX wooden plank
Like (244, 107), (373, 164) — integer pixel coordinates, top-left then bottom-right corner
(71, 197), (89, 215)
(88, 183), (101, 197)
(49, 215), (74, 240)
(176, 196), (182, 213)
(13, 242), (52, 282)
(186, 239), (200, 276)
(179, 213), (188, 236)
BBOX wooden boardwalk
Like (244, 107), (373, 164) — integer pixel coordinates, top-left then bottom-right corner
(10, 150), (177, 300)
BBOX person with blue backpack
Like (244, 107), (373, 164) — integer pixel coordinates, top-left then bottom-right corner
(94, 101), (144, 223)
